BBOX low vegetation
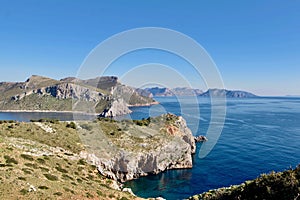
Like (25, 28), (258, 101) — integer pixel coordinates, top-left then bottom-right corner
(189, 166), (300, 200)
(0, 120), (142, 200)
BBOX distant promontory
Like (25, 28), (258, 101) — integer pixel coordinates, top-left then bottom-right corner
(139, 87), (257, 98)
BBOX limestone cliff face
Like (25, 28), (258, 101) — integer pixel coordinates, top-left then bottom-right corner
(99, 98), (132, 117)
(80, 114), (196, 182)
(30, 83), (105, 102)
(0, 75), (156, 116)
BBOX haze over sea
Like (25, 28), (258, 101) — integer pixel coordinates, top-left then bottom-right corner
(1, 96), (300, 200)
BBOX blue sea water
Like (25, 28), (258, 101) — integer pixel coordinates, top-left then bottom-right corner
(124, 97), (300, 200)
(1, 97), (300, 200)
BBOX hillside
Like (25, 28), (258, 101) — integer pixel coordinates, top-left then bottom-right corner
(189, 165), (300, 200)
(0, 75), (156, 116)
(0, 114), (195, 199)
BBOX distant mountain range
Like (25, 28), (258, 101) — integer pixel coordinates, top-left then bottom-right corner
(200, 89), (257, 98)
(138, 87), (257, 98)
(139, 87), (203, 97)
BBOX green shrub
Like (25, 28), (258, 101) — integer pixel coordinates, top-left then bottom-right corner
(24, 163), (38, 169)
(4, 155), (18, 164)
(77, 159), (86, 165)
(55, 166), (68, 173)
(20, 189), (28, 195)
(53, 192), (62, 196)
(62, 174), (74, 181)
(18, 177), (26, 181)
(22, 168), (32, 174)
(66, 122), (76, 129)
(36, 158), (45, 164)
(86, 192), (94, 198)
(38, 186), (49, 190)
(44, 173), (58, 181)
(20, 154), (34, 161)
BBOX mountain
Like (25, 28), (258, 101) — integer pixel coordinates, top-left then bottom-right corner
(0, 75), (156, 116)
(139, 87), (257, 98)
(200, 89), (257, 98)
(141, 87), (203, 97)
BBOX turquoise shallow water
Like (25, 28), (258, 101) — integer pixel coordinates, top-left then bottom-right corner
(124, 97), (300, 200)
(1, 97), (300, 200)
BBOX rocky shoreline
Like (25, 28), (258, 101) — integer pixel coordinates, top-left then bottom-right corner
(79, 114), (196, 182)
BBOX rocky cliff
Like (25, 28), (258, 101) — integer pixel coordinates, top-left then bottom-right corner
(79, 113), (196, 182)
(0, 75), (157, 116)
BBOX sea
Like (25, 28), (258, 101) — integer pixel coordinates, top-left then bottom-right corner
(1, 96), (300, 200)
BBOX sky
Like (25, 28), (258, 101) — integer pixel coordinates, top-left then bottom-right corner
(0, 0), (299, 96)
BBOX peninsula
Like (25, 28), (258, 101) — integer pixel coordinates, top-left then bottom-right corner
(0, 75), (157, 117)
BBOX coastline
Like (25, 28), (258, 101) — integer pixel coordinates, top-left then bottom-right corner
(128, 101), (159, 107)
(0, 109), (99, 115)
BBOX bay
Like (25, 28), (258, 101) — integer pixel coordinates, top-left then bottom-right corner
(124, 97), (300, 200)
(1, 97), (300, 200)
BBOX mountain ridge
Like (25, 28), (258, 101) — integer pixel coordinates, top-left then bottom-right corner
(139, 87), (257, 98)
(0, 75), (156, 116)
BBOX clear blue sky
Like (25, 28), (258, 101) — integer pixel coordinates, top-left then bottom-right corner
(0, 0), (299, 96)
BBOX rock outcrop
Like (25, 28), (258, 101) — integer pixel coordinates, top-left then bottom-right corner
(79, 114), (196, 182)
(99, 98), (132, 117)
(0, 75), (157, 116)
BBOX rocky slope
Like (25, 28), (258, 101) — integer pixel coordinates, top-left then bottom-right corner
(79, 113), (196, 182)
(0, 119), (142, 200)
(0, 114), (195, 199)
(0, 75), (157, 116)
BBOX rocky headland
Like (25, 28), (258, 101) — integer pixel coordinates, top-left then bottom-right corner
(0, 113), (196, 199)
(0, 75), (157, 116)
(80, 113), (196, 182)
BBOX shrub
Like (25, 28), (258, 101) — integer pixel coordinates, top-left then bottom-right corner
(44, 173), (58, 181)
(37, 158), (45, 164)
(66, 122), (76, 129)
(18, 177), (26, 181)
(53, 192), (62, 196)
(20, 154), (34, 161)
(4, 155), (18, 164)
(77, 159), (86, 165)
(24, 163), (38, 169)
(55, 166), (68, 173)
(38, 186), (49, 190)
(20, 189), (28, 195)
(86, 192), (94, 198)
